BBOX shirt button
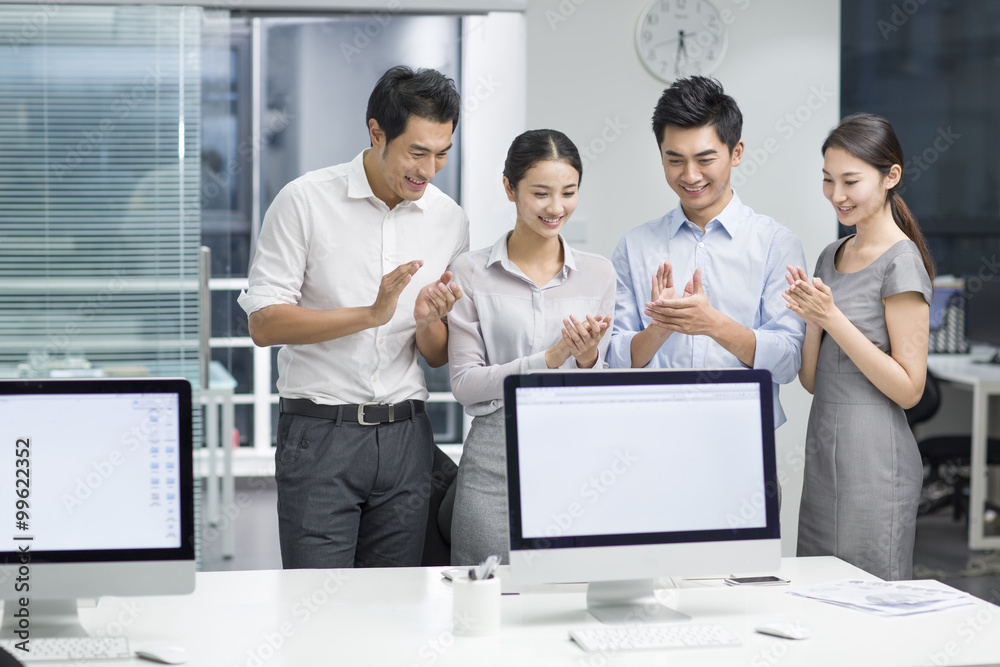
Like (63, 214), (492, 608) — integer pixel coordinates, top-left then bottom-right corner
(698, 242), (705, 248)
(378, 338), (384, 345)
(372, 375), (378, 383)
(384, 253), (391, 261)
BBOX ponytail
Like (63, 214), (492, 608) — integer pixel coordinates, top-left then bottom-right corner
(889, 190), (935, 282)
(822, 113), (936, 282)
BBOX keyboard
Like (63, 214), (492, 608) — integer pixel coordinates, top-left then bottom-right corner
(0, 636), (131, 662)
(569, 623), (740, 652)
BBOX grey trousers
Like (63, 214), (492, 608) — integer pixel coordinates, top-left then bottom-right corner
(274, 410), (435, 569)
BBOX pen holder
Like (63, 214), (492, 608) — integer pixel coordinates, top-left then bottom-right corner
(451, 574), (501, 637)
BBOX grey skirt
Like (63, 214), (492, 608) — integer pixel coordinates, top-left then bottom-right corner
(450, 409), (509, 566)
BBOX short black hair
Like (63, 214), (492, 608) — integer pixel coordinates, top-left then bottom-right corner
(503, 129), (583, 190)
(366, 66), (461, 145)
(651, 76), (742, 152)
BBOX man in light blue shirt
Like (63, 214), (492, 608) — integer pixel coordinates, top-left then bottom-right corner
(609, 76), (805, 427)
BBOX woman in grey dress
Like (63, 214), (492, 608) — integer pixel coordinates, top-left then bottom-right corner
(446, 130), (616, 566)
(784, 114), (934, 581)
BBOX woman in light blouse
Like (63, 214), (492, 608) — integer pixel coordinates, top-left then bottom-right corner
(447, 129), (616, 566)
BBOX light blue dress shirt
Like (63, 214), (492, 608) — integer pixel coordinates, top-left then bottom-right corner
(608, 192), (806, 427)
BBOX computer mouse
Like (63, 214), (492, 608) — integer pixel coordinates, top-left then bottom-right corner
(754, 622), (810, 640)
(134, 646), (188, 664)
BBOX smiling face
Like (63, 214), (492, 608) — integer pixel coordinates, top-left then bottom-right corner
(504, 159), (580, 242)
(660, 124), (743, 228)
(366, 115), (454, 208)
(822, 146), (900, 227)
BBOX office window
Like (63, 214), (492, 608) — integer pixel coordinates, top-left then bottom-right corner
(841, 0), (1000, 276)
(0, 5), (203, 381)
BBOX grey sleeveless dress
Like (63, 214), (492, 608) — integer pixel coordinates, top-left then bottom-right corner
(796, 237), (932, 581)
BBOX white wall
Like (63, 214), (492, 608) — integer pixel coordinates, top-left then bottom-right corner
(522, 0), (841, 555)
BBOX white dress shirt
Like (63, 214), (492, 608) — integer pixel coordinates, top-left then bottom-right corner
(238, 151), (469, 404)
(448, 233), (617, 416)
(608, 192), (805, 427)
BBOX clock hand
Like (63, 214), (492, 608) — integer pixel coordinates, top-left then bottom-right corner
(675, 30), (686, 74)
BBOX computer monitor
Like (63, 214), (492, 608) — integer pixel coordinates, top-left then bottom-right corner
(0, 378), (195, 638)
(964, 277), (1000, 364)
(504, 368), (780, 624)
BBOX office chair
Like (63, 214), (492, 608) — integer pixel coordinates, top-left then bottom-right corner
(906, 370), (1000, 521)
(420, 445), (458, 566)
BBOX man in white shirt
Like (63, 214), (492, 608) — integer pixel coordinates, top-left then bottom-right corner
(609, 76), (805, 428)
(238, 66), (469, 568)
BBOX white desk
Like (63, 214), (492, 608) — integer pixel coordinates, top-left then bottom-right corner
(927, 353), (1000, 550)
(67, 557), (1000, 666)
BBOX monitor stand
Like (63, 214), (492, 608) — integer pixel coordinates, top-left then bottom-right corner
(586, 579), (690, 624)
(1, 599), (89, 639)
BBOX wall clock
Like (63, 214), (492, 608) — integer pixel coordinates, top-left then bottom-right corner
(636, 0), (729, 82)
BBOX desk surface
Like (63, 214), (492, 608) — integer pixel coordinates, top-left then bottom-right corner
(65, 557), (1000, 667)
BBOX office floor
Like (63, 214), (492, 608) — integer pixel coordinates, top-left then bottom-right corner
(198, 477), (1000, 605)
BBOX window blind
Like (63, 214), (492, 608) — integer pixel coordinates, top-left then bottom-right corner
(0, 5), (203, 381)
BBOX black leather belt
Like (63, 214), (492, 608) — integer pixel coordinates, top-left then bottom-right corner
(280, 397), (425, 425)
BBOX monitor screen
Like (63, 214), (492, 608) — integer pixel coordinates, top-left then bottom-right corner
(504, 369), (780, 623)
(0, 378), (195, 638)
(964, 277), (1000, 362)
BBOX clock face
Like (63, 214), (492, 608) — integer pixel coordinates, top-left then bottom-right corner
(636, 0), (729, 82)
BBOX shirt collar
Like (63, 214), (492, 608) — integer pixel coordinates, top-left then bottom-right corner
(346, 150), (428, 211)
(668, 190), (745, 238)
(485, 232), (578, 274)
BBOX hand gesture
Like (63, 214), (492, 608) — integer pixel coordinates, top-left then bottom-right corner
(414, 270), (464, 328)
(651, 261), (677, 302)
(561, 314), (612, 368)
(782, 265), (836, 329)
(644, 268), (718, 335)
(371, 260), (423, 326)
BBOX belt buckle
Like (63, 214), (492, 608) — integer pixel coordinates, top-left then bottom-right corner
(357, 402), (380, 426)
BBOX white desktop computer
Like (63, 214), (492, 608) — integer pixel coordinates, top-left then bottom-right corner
(0, 378), (196, 639)
(504, 369), (781, 624)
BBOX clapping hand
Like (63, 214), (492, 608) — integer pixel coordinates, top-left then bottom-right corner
(644, 268), (717, 335)
(414, 270), (464, 327)
(782, 265), (835, 330)
(561, 314), (612, 368)
(371, 260), (423, 326)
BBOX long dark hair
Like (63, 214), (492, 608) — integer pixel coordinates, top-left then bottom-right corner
(822, 113), (935, 280)
(503, 129), (582, 190)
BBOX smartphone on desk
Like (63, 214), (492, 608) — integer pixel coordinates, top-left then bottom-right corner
(724, 575), (790, 586)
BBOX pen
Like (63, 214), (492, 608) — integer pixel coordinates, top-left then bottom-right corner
(472, 554), (499, 581)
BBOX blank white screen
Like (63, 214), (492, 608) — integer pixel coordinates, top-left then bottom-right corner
(515, 382), (766, 539)
(0, 393), (182, 552)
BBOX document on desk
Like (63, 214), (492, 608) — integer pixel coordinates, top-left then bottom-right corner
(789, 579), (976, 616)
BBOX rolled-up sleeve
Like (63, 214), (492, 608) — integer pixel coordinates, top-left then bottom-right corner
(237, 183), (309, 316)
(751, 229), (807, 384)
(608, 237), (643, 369)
